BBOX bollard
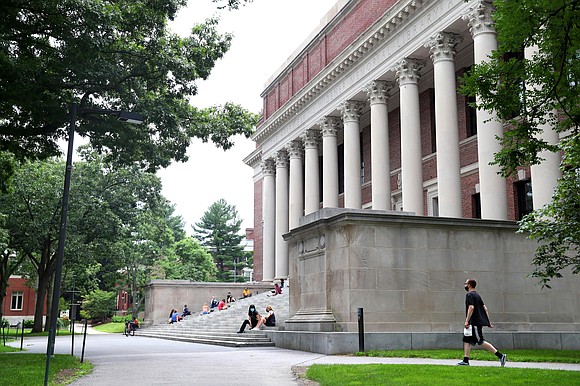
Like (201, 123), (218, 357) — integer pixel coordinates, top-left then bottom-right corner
(357, 307), (365, 352)
(71, 318), (75, 356)
(20, 319), (25, 351)
(81, 320), (88, 363)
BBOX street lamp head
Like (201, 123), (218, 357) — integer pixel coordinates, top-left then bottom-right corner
(117, 111), (144, 125)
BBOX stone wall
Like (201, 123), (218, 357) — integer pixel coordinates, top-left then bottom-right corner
(284, 208), (580, 336)
(144, 281), (274, 325)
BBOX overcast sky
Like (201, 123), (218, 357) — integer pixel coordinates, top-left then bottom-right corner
(158, 0), (339, 233)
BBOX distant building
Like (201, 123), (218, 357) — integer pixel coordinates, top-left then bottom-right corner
(2, 275), (46, 324)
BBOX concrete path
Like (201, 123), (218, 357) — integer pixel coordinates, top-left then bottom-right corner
(7, 333), (580, 385)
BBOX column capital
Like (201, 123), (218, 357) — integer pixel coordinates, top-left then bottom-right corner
(319, 116), (342, 137)
(365, 80), (395, 105)
(340, 100), (365, 123)
(394, 58), (425, 86)
(286, 139), (303, 159)
(463, 1), (496, 38)
(275, 149), (288, 168)
(301, 129), (320, 149)
(425, 32), (463, 63)
(261, 158), (276, 176)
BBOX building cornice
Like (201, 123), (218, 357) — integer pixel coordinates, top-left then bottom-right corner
(243, 147), (262, 168)
(252, 0), (426, 144)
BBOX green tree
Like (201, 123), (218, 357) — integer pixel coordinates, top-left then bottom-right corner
(461, 0), (579, 287)
(0, 0), (258, 170)
(193, 199), (244, 281)
(0, 155), (173, 331)
(81, 289), (116, 323)
(159, 237), (217, 281)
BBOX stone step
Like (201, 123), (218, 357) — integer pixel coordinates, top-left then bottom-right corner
(142, 289), (289, 347)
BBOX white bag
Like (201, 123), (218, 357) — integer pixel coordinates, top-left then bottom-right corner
(463, 325), (473, 337)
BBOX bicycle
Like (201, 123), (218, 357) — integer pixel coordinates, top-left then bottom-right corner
(124, 321), (135, 337)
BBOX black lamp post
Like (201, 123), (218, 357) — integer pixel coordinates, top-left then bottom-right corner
(43, 102), (144, 386)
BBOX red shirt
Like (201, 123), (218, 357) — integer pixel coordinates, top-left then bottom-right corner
(218, 301), (226, 310)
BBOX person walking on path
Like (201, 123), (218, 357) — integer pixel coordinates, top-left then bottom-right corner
(458, 278), (507, 367)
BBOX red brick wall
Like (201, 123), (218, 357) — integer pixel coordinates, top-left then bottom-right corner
(253, 178), (264, 282)
(261, 0), (399, 122)
(420, 89), (435, 157)
(2, 277), (45, 318)
(461, 172), (480, 218)
(279, 73), (291, 107)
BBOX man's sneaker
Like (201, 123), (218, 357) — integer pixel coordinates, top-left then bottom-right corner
(457, 361), (469, 366)
(500, 354), (507, 367)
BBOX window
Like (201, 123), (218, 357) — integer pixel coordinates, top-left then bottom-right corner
(503, 50), (525, 119)
(516, 180), (533, 220)
(11, 291), (23, 310)
(466, 95), (478, 137)
(338, 143), (344, 194)
(430, 88), (437, 153)
(472, 193), (481, 219)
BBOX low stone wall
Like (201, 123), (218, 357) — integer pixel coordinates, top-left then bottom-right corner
(281, 208), (580, 347)
(267, 331), (580, 354)
(144, 281), (274, 325)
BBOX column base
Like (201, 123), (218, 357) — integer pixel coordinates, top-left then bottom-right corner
(285, 308), (337, 332)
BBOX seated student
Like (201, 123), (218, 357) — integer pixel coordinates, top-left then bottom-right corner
(268, 283), (282, 297)
(237, 304), (263, 333)
(242, 288), (251, 298)
(182, 304), (191, 317)
(209, 296), (219, 311)
(263, 305), (276, 327)
(226, 292), (236, 303)
(171, 309), (180, 323)
(129, 315), (140, 330)
(218, 299), (228, 311)
(201, 303), (210, 315)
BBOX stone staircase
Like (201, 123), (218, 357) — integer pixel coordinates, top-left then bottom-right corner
(138, 287), (289, 347)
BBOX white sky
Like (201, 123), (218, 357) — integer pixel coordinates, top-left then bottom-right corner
(158, 0), (339, 233)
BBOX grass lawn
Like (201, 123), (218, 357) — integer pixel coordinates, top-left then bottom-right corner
(0, 353), (92, 385)
(0, 345), (19, 353)
(357, 349), (580, 364)
(306, 364), (580, 385)
(92, 322), (125, 333)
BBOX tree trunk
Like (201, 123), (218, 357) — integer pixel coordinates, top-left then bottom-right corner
(44, 274), (54, 332)
(32, 271), (50, 332)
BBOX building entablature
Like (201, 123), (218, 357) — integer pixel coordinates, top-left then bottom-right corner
(252, 0), (474, 162)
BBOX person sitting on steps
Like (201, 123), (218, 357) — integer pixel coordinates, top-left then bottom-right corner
(242, 288), (251, 298)
(237, 304), (263, 333)
(262, 305), (276, 327)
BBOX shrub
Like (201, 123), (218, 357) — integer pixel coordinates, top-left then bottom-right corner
(81, 290), (116, 323)
(23, 319), (34, 328)
(111, 315), (133, 323)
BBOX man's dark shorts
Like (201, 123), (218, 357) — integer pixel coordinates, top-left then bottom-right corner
(463, 325), (486, 345)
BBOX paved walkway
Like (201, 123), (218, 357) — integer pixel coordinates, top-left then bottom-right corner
(7, 333), (580, 385)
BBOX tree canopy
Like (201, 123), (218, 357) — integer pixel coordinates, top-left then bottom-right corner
(0, 0), (259, 171)
(461, 0), (579, 286)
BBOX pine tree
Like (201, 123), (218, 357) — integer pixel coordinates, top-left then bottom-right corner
(193, 199), (245, 281)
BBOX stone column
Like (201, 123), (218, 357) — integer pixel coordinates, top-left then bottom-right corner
(395, 58), (425, 215)
(340, 100), (365, 209)
(464, 1), (508, 220)
(261, 159), (276, 282)
(275, 150), (289, 280)
(302, 129), (320, 215)
(287, 140), (304, 230)
(524, 46), (562, 209)
(426, 32), (463, 217)
(365, 80), (394, 210)
(320, 116), (341, 208)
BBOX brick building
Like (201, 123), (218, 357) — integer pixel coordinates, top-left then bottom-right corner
(243, 0), (560, 283)
(2, 276), (46, 324)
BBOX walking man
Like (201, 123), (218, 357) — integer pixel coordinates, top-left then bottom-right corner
(458, 278), (507, 367)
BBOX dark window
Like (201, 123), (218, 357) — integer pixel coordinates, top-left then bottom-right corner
(472, 193), (481, 219)
(466, 95), (478, 137)
(338, 143), (344, 194)
(516, 179), (533, 220)
(503, 50), (525, 119)
(430, 88), (437, 153)
(360, 132), (365, 184)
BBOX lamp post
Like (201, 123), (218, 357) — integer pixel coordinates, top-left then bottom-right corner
(44, 102), (144, 386)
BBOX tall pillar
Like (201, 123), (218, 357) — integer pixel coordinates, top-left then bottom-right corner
(366, 80), (394, 210)
(395, 58), (425, 215)
(426, 32), (463, 217)
(320, 116), (341, 208)
(275, 150), (289, 280)
(464, 1), (508, 220)
(302, 129), (320, 215)
(287, 139), (304, 229)
(525, 46), (562, 209)
(261, 159), (276, 282)
(340, 100), (365, 209)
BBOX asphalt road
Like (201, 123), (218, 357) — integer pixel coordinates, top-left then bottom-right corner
(9, 331), (580, 385)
